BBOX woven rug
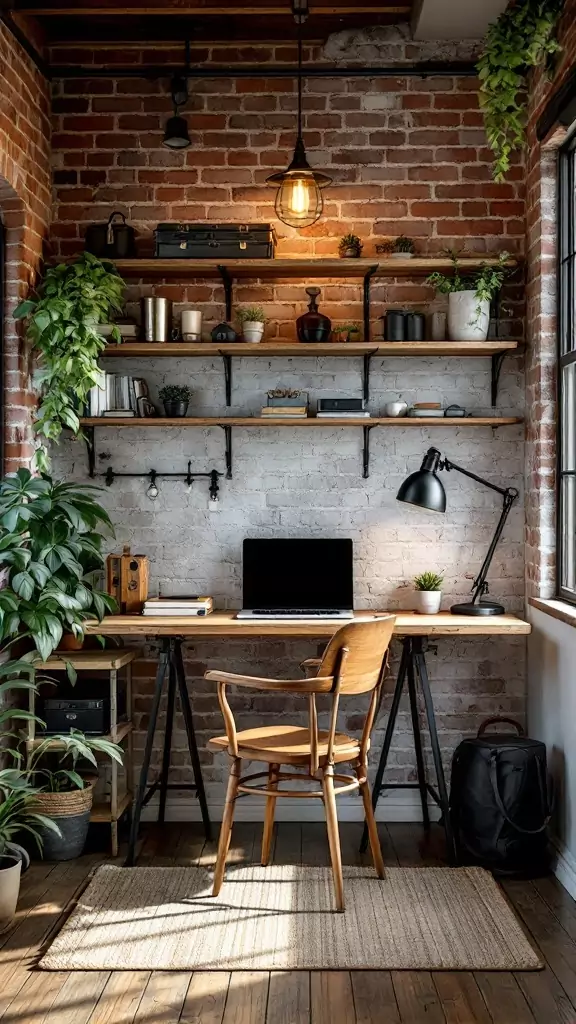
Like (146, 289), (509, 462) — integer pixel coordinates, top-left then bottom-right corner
(40, 864), (541, 971)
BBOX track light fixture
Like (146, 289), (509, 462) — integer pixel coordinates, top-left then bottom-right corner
(163, 73), (191, 150)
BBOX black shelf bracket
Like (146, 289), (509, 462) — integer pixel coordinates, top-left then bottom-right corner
(217, 264), (233, 320)
(363, 264), (379, 343)
(220, 424), (233, 479)
(362, 349), (379, 404)
(84, 426), (96, 478)
(220, 352), (232, 406)
(491, 350), (507, 406)
(362, 424), (375, 479)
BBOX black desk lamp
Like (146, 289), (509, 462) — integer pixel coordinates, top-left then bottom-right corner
(397, 447), (518, 616)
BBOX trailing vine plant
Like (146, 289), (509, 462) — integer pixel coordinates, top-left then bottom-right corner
(477, 0), (564, 182)
(14, 253), (124, 470)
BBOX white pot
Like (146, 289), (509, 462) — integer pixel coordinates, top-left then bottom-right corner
(391, 251), (413, 259)
(242, 322), (264, 343)
(448, 291), (489, 341)
(384, 401), (408, 417)
(0, 856), (22, 934)
(413, 590), (442, 614)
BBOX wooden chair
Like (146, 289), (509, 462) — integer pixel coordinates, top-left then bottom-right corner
(205, 616), (396, 911)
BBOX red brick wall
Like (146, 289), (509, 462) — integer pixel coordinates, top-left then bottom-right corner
(0, 24), (51, 472)
(525, 0), (576, 599)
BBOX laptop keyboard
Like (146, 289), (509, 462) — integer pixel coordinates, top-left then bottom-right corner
(252, 608), (344, 616)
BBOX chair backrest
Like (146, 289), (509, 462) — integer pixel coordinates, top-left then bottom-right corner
(317, 616), (396, 694)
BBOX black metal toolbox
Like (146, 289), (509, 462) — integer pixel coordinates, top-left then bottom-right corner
(40, 683), (127, 735)
(154, 223), (277, 259)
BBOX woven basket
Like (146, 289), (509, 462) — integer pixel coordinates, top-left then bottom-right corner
(33, 780), (94, 818)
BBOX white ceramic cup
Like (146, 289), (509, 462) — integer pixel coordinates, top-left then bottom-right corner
(181, 310), (202, 340)
(384, 401), (408, 417)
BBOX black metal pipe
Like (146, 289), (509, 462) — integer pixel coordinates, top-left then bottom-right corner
(50, 61), (478, 81)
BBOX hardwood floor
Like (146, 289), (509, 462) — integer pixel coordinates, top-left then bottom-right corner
(2, 822), (576, 1023)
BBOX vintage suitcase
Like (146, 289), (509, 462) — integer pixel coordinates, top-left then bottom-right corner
(154, 223), (277, 259)
(40, 683), (127, 735)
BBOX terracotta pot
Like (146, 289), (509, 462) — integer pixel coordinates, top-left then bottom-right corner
(58, 633), (84, 652)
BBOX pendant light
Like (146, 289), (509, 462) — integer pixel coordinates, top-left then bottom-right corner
(266, 19), (331, 228)
(163, 74), (191, 150)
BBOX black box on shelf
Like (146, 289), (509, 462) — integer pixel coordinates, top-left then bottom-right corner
(154, 223), (277, 259)
(39, 679), (127, 735)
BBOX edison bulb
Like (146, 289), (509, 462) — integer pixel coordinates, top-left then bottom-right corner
(274, 171), (323, 228)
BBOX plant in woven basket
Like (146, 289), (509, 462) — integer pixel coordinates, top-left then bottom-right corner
(0, 469), (117, 663)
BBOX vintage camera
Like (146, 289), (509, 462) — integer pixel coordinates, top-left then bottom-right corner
(106, 545), (149, 614)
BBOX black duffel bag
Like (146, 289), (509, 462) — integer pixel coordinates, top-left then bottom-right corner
(450, 717), (553, 875)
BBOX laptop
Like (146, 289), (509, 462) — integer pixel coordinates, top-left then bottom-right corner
(236, 538), (354, 620)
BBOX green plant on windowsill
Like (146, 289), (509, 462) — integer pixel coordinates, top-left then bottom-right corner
(477, 0), (564, 182)
(14, 253), (124, 471)
(414, 571), (444, 592)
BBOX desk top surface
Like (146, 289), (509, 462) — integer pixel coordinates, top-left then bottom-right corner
(88, 611), (530, 638)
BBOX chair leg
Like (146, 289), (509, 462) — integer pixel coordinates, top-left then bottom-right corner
(355, 762), (385, 878)
(261, 762), (279, 866)
(322, 763), (345, 912)
(212, 757), (241, 896)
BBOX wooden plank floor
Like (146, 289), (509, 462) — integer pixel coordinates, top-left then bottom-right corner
(3, 822), (576, 1024)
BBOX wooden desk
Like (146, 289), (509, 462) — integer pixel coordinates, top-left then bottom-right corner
(94, 611), (529, 866)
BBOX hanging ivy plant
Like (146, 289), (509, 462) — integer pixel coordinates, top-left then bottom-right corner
(14, 253), (124, 469)
(477, 0), (564, 182)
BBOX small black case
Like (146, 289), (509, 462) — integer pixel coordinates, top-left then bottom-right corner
(155, 223), (277, 259)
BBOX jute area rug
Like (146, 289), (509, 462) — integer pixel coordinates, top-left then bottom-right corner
(40, 864), (542, 972)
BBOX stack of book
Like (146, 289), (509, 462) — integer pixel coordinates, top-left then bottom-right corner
(87, 371), (150, 417)
(142, 596), (214, 617)
(260, 405), (308, 418)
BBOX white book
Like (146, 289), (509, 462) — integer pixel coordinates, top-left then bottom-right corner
(316, 411), (371, 418)
(142, 607), (212, 617)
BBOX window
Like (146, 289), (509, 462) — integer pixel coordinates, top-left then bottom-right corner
(558, 134), (576, 600)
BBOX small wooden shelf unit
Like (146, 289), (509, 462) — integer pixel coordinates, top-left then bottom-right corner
(29, 648), (137, 857)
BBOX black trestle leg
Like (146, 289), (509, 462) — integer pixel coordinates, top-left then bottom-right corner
(158, 652), (177, 825)
(413, 639), (458, 865)
(174, 638), (212, 841)
(125, 640), (169, 866)
(360, 639), (409, 853)
(407, 650), (430, 830)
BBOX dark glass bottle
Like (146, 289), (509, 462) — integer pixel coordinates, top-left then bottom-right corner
(297, 287), (332, 343)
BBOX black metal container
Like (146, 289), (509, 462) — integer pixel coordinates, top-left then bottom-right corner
(405, 312), (426, 341)
(382, 310), (406, 341)
(155, 223), (277, 259)
(163, 401), (189, 417)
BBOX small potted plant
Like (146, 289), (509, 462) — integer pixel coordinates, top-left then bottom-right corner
(392, 236), (416, 259)
(338, 233), (363, 259)
(427, 250), (510, 342)
(236, 306), (266, 344)
(26, 729), (123, 861)
(375, 240), (395, 257)
(158, 384), (193, 417)
(334, 323), (361, 343)
(413, 571), (444, 614)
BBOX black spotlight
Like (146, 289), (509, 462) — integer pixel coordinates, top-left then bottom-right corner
(163, 76), (191, 150)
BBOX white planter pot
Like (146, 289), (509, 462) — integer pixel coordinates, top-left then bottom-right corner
(391, 251), (413, 259)
(242, 322), (264, 343)
(0, 856), (22, 934)
(413, 590), (442, 614)
(448, 291), (489, 341)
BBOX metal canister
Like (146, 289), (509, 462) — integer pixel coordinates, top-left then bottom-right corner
(382, 310), (406, 341)
(405, 312), (426, 341)
(141, 297), (172, 342)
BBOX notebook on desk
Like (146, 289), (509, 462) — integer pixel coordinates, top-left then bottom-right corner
(236, 538), (354, 620)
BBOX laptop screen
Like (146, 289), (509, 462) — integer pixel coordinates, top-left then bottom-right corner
(242, 538), (353, 610)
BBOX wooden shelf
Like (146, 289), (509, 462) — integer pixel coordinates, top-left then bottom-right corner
(28, 720), (133, 748)
(38, 649), (140, 671)
(80, 416), (523, 428)
(91, 790), (132, 824)
(112, 256), (518, 279)
(101, 339), (521, 358)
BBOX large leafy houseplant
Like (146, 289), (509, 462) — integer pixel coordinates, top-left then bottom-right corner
(13, 253), (124, 468)
(477, 0), (564, 182)
(0, 469), (117, 661)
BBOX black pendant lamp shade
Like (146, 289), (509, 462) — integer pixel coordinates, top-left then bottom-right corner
(396, 448), (446, 512)
(266, 28), (331, 227)
(163, 75), (191, 150)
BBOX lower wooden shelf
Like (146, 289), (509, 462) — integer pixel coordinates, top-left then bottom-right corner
(91, 790), (132, 823)
(80, 416), (522, 428)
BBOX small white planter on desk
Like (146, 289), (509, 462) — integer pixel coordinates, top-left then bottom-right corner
(413, 590), (442, 614)
(448, 291), (489, 341)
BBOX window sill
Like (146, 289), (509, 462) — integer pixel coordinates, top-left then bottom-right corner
(529, 597), (576, 629)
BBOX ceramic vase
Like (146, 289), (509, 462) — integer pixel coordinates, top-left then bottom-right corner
(243, 322), (264, 343)
(413, 590), (442, 614)
(448, 291), (489, 341)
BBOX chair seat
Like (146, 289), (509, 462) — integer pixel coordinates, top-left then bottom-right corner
(209, 724), (362, 765)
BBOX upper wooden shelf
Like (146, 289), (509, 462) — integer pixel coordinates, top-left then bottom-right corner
(80, 416), (523, 428)
(38, 649), (139, 670)
(101, 340), (520, 358)
(112, 256), (519, 280)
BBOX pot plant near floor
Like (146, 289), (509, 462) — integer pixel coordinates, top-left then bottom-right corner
(413, 571), (444, 614)
(158, 384), (193, 417)
(26, 729), (123, 860)
(427, 251), (510, 342)
(236, 306), (266, 344)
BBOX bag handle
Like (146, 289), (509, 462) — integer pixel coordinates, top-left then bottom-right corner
(106, 211), (127, 245)
(477, 716), (524, 738)
(489, 752), (552, 835)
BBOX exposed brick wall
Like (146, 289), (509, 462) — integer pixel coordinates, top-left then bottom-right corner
(0, 24), (51, 472)
(525, 0), (576, 600)
(48, 39), (527, 819)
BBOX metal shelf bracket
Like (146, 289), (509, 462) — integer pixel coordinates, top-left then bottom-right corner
(362, 424), (374, 479)
(491, 350), (507, 406)
(220, 424), (233, 479)
(221, 352), (232, 406)
(363, 264), (379, 343)
(84, 426), (96, 478)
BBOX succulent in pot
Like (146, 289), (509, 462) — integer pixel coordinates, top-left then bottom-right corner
(158, 384), (193, 418)
(338, 233), (363, 259)
(236, 306), (266, 344)
(391, 236), (416, 258)
(427, 250), (510, 342)
(413, 571), (444, 615)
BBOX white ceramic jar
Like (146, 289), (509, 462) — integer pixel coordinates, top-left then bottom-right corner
(448, 291), (489, 341)
(413, 590), (442, 614)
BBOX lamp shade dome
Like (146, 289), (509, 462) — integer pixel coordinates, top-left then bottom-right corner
(397, 448), (446, 512)
(163, 115), (191, 149)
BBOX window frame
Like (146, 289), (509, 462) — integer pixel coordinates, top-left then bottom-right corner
(557, 132), (576, 602)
